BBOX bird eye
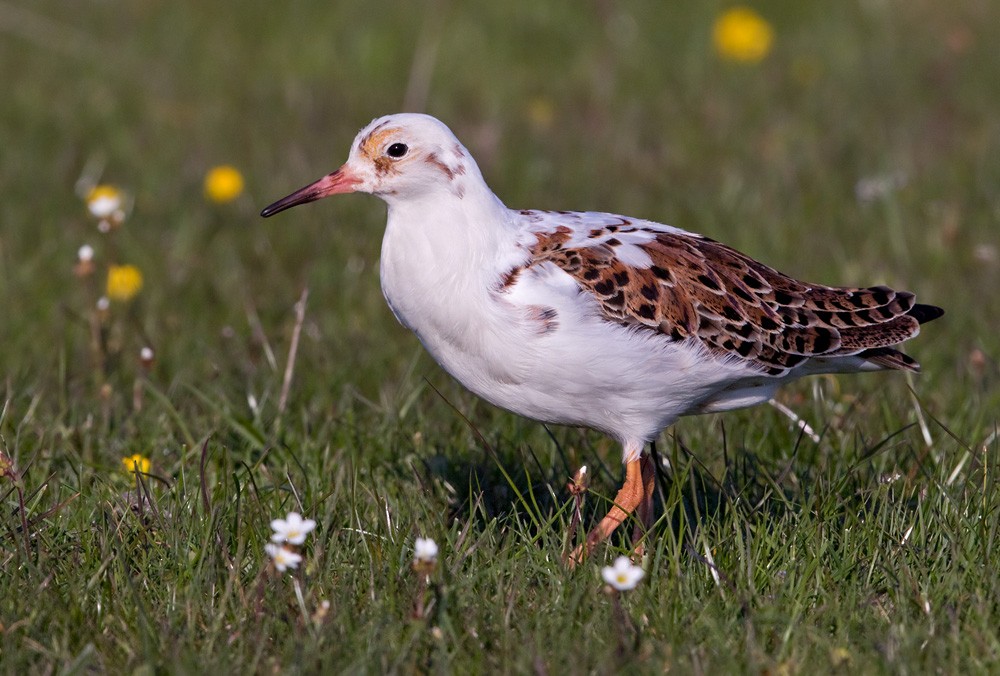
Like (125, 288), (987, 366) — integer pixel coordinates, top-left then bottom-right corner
(386, 142), (408, 159)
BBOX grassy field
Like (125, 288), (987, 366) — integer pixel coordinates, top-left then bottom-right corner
(2, 0), (999, 672)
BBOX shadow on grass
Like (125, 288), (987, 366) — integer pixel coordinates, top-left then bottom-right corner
(414, 412), (932, 570)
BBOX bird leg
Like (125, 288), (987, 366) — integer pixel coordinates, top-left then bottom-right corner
(566, 456), (649, 566)
(630, 454), (656, 556)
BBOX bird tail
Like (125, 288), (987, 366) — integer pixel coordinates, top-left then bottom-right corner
(857, 303), (944, 372)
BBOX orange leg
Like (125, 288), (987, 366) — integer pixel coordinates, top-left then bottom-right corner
(567, 455), (650, 566)
(630, 455), (656, 556)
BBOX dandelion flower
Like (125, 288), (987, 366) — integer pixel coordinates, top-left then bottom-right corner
(121, 454), (151, 475)
(270, 512), (317, 545)
(713, 7), (774, 63)
(87, 185), (124, 219)
(414, 537), (439, 564)
(204, 165), (245, 204)
(265, 543), (302, 572)
(602, 556), (645, 591)
(106, 264), (143, 302)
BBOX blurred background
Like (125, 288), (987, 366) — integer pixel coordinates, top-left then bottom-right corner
(0, 0), (997, 429)
(2, 2), (999, 670)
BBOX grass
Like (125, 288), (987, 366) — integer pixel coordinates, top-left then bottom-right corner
(2, 0), (999, 672)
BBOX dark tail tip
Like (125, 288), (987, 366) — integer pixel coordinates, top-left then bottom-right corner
(860, 347), (921, 372)
(908, 304), (944, 324)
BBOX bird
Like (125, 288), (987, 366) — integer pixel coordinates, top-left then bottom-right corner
(261, 113), (942, 563)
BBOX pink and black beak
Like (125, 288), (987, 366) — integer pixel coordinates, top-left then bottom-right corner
(260, 165), (361, 218)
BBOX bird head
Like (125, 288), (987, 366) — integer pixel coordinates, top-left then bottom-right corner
(261, 113), (476, 217)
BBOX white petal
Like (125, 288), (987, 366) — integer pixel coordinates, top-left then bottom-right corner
(602, 556), (644, 590)
(265, 543), (302, 572)
(88, 195), (121, 218)
(601, 566), (618, 586)
(414, 537), (439, 561)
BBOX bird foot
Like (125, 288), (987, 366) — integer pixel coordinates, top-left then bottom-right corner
(564, 543), (587, 569)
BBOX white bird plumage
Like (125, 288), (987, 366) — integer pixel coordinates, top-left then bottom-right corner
(262, 113), (942, 563)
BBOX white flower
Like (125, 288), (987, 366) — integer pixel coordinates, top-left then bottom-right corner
(414, 537), (439, 564)
(78, 244), (95, 262)
(86, 185), (124, 219)
(601, 556), (645, 591)
(96, 296), (110, 312)
(265, 543), (302, 572)
(270, 512), (316, 544)
(140, 346), (154, 362)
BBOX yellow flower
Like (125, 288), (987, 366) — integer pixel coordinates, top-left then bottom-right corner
(106, 264), (144, 302)
(121, 454), (151, 475)
(525, 97), (556, 131)
(204, 165), (245, 203)
(713, 7), (774, 63)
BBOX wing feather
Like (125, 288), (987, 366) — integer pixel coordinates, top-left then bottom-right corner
(518, 212), (942, 376)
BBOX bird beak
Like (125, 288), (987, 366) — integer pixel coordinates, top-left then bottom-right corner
(260, 165), (361, 218)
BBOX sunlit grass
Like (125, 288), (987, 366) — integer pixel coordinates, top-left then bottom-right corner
(1, 0), (998, 672)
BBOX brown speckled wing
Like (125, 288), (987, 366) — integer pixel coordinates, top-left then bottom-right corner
(528, 221), (942, 376)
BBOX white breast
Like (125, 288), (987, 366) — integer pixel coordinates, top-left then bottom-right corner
(378, 205), (761, 446)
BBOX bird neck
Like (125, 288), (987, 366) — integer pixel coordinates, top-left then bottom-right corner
(384, 177), (515, 258)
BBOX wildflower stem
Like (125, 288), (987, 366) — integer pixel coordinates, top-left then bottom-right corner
(17, 480), (29, 553)
(1, 449), (29, 551)
(199, 437), (212, 514)
(563, 466), (587, 560)
(412, 573), (428, 619)
(609, 589), (639, 659)
(277, 287), (309, 424)
(292, 577), (311, 627)
(88, 306), (107, 385)
(253, 569), (267, 621)
(611, 590), (625, 657)
(132, 375), (144, 412)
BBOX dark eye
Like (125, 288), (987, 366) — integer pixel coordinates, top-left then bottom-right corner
(386, 142), (408, 159)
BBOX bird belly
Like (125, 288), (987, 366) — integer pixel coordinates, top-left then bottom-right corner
(400, 290), (756, 445)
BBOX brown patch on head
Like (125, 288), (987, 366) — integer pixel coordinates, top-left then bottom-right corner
(372, 156), (394, 176)
(425, 152), (455, 180)
(360, 124), (400, 159)
(359, 124), (403, 177)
